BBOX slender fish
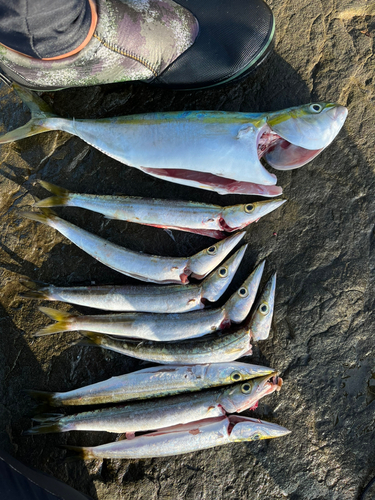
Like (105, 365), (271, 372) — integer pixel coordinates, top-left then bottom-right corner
(19, 245), (247, 313)
(27, 362), (276, 406)
(0, 85), (347, 195)
(21, 209), (245, 284)
(65, 415), (291, 459)
(36, 180), (286, 239)
(34, 261), (265, 340)
(249, 272), (277, 341)
(78, 328), (253, 365)
(26, 374), (282, 435)
(76, 274), (276, 364)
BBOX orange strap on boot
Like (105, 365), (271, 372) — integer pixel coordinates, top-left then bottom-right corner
(0, 0), (97, 61)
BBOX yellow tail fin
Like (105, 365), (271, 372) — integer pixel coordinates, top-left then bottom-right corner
(35, 180), (70, 208)
(35, 307), (74, 337)
(0, 84), (57, 144)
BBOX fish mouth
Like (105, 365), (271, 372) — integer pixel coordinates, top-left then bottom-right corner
(258, 125), (323, 171)
(270, 374), (283, 392)
(236, 372), (282, 413)
(260, 373), (283, 393)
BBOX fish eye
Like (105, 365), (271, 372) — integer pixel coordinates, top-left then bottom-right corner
(238, 287), (249, 298)
(259, 302), (269, 315)
(241, 383), (252, 393)
(245, 203), (255, 213)
(310, 104), (322, 113)
(207, 245), (217, 255)
(252, 433), (261, 441)
(218, 267), (228, 278)
(231, 371), (242, 382)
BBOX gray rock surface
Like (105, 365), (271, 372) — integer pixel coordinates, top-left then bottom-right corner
(0, 1), (374, 498)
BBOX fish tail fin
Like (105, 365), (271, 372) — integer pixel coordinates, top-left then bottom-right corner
(35, 306), (74, 336)
(13, 84), (55, 116)
(20, 289), (49, 300)
(19, 277), (39, 289)
(19, 278), (49, 300)
(63, 445), (95, 461)
(76, 331), (105, 347)
(0, 84), (57, 144)
(24, 413), (64, 435)
(24, 424), (61, 435)
(21, 208), (57, 227)
(26, 389), (57, 406)
(36, 180), (70, 208)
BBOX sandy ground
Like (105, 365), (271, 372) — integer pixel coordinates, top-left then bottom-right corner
(0, 0), (374, 499)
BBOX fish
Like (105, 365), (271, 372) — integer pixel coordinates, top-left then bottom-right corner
(0, 85), (347, 196)
(75, 274), (276, 364)
(78, 328), (253, 365)
(21, 209), (245, 284)
(19, 245), (247, 313)
(25, 374), (282, 435)
(34, 260), (265, 340)
(64, 415), (291, 459)
(26, 362), (276, 406)
(249, 271), (277, 341)
(35, 180), (286, 239)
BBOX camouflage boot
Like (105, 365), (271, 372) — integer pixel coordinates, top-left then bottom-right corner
(0, 0), (274, 91)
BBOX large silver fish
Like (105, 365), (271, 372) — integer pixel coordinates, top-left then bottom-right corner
(26, 374), (282, 436)
(65, 415), (291, 459)
(76, 272), (276, 364)
(27, 362), (276, 406)
(34, 261), (265, 340)
(36, 180), (286, 239)
(0, 85), (347, 196)
(19, 245), (247, 313)
(21, 209), (245, 284)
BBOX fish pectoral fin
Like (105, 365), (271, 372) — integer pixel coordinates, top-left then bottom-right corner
(236, 124), (257, 140)
(163, 228), (176, 242)
(103, 215), (121, 220)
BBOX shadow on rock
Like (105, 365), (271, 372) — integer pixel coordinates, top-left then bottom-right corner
(48, 51), (312, 118)
(0, 302), (100, 499)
